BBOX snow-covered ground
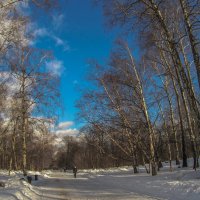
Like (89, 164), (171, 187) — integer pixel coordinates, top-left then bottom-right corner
(0, 160), (200, 200)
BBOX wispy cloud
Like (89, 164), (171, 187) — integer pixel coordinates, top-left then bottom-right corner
(52, 14), (65, 30)
(33, 27), (48, 37)
(31, 26), (70, 51)
(53, 36), (70, 51)
(45, 60), (64, 76)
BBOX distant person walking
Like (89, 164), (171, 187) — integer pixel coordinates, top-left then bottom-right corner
(73, 166), (77, 178)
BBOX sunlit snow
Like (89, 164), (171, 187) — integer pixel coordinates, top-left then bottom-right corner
(0, 159), (200, 200)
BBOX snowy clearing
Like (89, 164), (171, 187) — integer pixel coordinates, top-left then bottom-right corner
(0, 161), (200, 200)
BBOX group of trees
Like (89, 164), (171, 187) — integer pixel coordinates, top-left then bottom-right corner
(74, 0), (200, 176)
(0, 0), (60, 173)
(55, 134), (120, 170)
(1, 0), (199, 177)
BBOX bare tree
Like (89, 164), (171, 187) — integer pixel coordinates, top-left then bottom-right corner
(7, 47), (60, 173)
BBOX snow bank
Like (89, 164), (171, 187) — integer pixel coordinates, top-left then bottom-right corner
(0, 159), (200, 200)
(81, 166), (131, 174)
(0, 170), (47, 200)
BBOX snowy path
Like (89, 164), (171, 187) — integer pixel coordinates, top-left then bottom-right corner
(33, 172), (160, 200)
(1, 165), (200, 200)
(31, 167), (200, 200)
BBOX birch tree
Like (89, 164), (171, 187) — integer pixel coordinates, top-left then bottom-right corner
(7, 47), (59, 172)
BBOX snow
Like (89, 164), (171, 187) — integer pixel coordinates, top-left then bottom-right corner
(0, 159), (200, 200)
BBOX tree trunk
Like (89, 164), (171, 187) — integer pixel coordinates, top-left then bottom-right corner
(156, 98), (172, 171)
(179, 0), (200, 89)
(126, 44), (157, 176)
(160, 51), (188, 167)
(21, 69), (27, 174)
(163, 78), (180, 165)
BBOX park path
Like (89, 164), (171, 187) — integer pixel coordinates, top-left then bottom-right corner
(32, 172), (159, 200)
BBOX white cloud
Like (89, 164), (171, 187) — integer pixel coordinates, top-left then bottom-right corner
(45, 60), (64, 76)
(32, 27), (70, 51)
(54, 36), (64, 45)
(33, 28), (48, 37)
(0, 71), (32, 95)
(52, 14), (64, 30)
(56, 128), (79, 137)
(55, 121), (79, 137)
(28, 22), (70, 51)
(16, 1), (30, 15)
(58, 121), (74, 130)
(53, 36), (70, 51)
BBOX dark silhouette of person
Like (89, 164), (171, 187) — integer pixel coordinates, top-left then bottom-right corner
(73, 166), (77, 178)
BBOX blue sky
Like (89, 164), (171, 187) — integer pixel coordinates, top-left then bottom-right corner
(29, 0), (120, 131)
